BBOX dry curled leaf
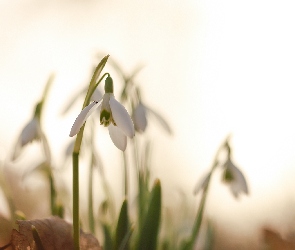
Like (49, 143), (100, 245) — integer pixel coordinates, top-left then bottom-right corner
(10, 216), (101, 250)
(263, 228), (295, 250)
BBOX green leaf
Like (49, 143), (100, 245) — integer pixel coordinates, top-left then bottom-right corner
(114, 199), (129, 250)
(31, 225), (45, 250)
(136, 179), (162, 250)
(102, 223), (113, 250)
(83, 54), (109, 109)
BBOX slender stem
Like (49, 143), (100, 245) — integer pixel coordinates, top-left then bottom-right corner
(88, 120), (95, 233)
(122, 152), (128, 197)
(49, 172), (57, 215)
(185, 137), (229, 249)
(132, 137), (144, 230)
(88, 157), (95, 233)
(71, 55), (109, 249)
(73, 151), (80, 250)
(185, 172), (213, 250)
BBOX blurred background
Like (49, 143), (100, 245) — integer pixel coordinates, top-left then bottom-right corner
(1, 0), (295, 249)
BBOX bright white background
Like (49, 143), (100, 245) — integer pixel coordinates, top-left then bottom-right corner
(1, 0), (295, 246)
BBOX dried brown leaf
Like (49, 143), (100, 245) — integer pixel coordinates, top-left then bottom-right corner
(263, 228), (295, 250)
(80, 232), (102, 250)
(10, 216), (101, 250)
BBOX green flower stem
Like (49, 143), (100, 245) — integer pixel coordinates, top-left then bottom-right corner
(36, 75), (57, 216)
(72, 55), (109, 250)
(49, 171), (57, 215)
(88, 155), (95, 233)
(132, 137), (142, 228)
(0, 169), (16, 223)
(72, 151), (80, 250)
(184, 137), (229, 250)
(88, 121), (96, 234)
(72, 116), (87, 250)
(122, 152), (129, 197)
(36, 74), (54, 121)
(184, 171), (213, 250)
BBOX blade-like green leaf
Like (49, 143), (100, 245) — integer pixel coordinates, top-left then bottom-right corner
(83, 54), (109, 109)
(114, 199), (129, 250)
(136, 179), (162, 250)
(31, 225), (45, 250)
(102, 223), (113, 250)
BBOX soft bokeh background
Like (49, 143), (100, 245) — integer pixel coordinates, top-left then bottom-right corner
(1, 0), (295, 248)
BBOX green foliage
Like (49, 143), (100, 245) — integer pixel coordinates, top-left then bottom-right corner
(0, 55), (250, 250)
(136, 179), (162, 250)
(102, 224), (113, 250)
(114, 199), (129, 250)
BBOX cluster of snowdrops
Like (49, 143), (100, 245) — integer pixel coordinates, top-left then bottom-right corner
(0, 55), (248, 250)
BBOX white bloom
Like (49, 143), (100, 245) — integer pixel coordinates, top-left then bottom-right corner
(69, 93), (134, 151)
(12, 117), (41, 160)
(222, 159), (248, 198)
(132, 102), (147, 133)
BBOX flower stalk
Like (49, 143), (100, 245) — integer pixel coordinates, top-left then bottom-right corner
(183, 137), (228, 250)
(71, 55), (109, 250)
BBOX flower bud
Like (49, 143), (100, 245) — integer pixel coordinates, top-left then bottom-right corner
(104, 76), (113, 93)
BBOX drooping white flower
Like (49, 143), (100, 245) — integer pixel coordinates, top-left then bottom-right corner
(132, 102), (147, 133)
(222, 158), (249, 198)
(69, 76), (134, 151)
(12, 117), (41, 160)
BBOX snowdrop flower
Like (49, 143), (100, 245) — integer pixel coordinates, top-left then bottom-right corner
(69, 76), (135, 151)
(12, 117), (41, 160)
(132, 102), (147, 133)
(222, 158), (248, 198)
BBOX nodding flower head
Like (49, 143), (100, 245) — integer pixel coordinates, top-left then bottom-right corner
(12, 111), (42, 161)
(132, 102), (147, 133)
(69, 76), (135, 151)
(222, 158), (249, 198)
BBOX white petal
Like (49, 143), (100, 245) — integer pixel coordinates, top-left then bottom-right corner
(11, 118), (41, 161)
(21, 118), (40, 146)
(108, 124), (127, 151)
(132, 103), (147, 133)
(109, 96), (134, 138)
(232, 168), (248, 195)
(69, 101), (100, 137)
(225, 159), (249, 197)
